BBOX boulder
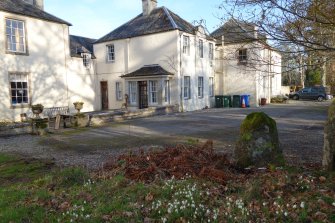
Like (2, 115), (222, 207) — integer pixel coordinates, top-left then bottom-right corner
(322, 100), (335, 171)
(235, 112), (284, 168)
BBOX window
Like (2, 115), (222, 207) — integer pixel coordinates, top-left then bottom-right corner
(164, 80), (170, 103)
(129, 81), (137, 104)
(116, 82), (123, 101)
(198, 76), (204, 98)
(238, 49), (247, 63)
(10, 73), (29, 105)
(107, 44), (115, 62)
(209, 43), (214, 60)
(209, 77), (214, 97)
(149, 81), (158, 104)
(6, 19), (26, 53)
(199, 40), (204, 58)
(183, 36), (190, 55)
(82, 53), (91, 68)
(184, 76), (191, 99)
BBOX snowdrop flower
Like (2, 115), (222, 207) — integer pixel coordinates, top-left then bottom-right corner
(332, 202), (335, 207)
(293, 204), (297, 209)
(300, 202), (305, 209)
(284, 212), (288, 217)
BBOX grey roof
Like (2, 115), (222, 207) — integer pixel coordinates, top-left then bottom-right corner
(0, 0), (71, 25)
(96, 7), (197, 43)
(70, 35), (97, 58)
(211, 19), (266, 45)
(121, 64), (174, 78)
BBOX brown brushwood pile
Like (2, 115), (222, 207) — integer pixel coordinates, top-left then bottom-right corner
(102, 141), (234, 184)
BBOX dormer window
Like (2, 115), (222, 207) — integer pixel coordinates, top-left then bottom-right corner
(6, 19), (26, 54)
(238, 49), (247, 64)
(82, 53), (91, 69)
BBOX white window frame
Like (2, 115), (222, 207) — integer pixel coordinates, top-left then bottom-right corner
(9, 73), (29, 105)
(183, 36), (190, 55)
(209, 43), (214, 60)
(128, 81), (137, 104)
(116, 82), (123, 101)
(209, 77), (214, 97)
(6, 19), (26, 53)
(184, 76), (191, 99)
(238, 49), (248, 63)
(107, 44), (115, 62)
(199, 39), (204, 58)
(149, 80), (158, 104)
(198, 76), (204, 98)
(82, 53), (91, 69)
(164, 80), (170, 104)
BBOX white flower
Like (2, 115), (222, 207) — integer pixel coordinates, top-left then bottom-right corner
(332, 202), (335, 207)
(284, 212), (288, 216)
(300, 202), (305, 209)
(293, 204), (297, 209)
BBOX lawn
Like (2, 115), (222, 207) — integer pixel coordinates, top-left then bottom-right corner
(0, 152), (334, 223)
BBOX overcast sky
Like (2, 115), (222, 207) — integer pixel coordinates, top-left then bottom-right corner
(44, 0), (226, 39)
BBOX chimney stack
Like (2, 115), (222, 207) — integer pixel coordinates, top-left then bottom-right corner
(254, 26), (259, 39)
(142, 0), (157, 16)
(22, 0), (44, 10)
(35, 0), (44, 10)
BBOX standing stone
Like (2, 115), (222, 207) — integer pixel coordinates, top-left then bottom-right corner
(235, 112), (284, 168)
(322, 100), (335, 171)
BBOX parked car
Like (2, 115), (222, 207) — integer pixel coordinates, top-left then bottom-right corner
(289, 86), (327, 101)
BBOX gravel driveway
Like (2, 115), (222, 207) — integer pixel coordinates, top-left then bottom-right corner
(0, 100), (330, 169)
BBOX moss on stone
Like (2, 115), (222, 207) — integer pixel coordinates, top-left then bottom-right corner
(34, 119), (48, 129)
(323, 100), (335, 170)
(328, 99), (335, 121)
(235, 112), (284, 168)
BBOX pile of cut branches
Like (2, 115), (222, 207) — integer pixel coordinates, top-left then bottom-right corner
(102, 141), (234, 184)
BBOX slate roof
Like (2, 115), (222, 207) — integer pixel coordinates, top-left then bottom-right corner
(211, 19), (267, 45)
(0, 0), (71, 25)
(121, 64), (174, 78)
(70, 35), (97, 58)
(96, 7), (198, 43)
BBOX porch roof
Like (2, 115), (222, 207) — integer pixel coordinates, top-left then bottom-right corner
(121, 64), (174, 78)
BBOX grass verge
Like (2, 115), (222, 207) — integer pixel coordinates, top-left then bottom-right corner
(0, 153), (334, 222)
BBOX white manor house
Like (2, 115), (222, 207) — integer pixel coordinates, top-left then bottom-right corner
(0, 0), (281, 121)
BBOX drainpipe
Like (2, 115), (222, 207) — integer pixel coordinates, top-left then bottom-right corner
(62, 24), (70, 108)
(221, 36), (225, 95)
(179, 31), (184, 112)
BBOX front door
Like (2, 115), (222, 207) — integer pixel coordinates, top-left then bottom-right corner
(100, 81), (109, 110)
(138, 81), (148, 109)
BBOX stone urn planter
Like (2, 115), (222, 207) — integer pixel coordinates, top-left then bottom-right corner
(31, 104), (44, 118)
(33, 118), (48, 136)
(73, 102), (84, 114)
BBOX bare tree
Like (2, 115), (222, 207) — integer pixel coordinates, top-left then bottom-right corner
(218, 0), (335, 91)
